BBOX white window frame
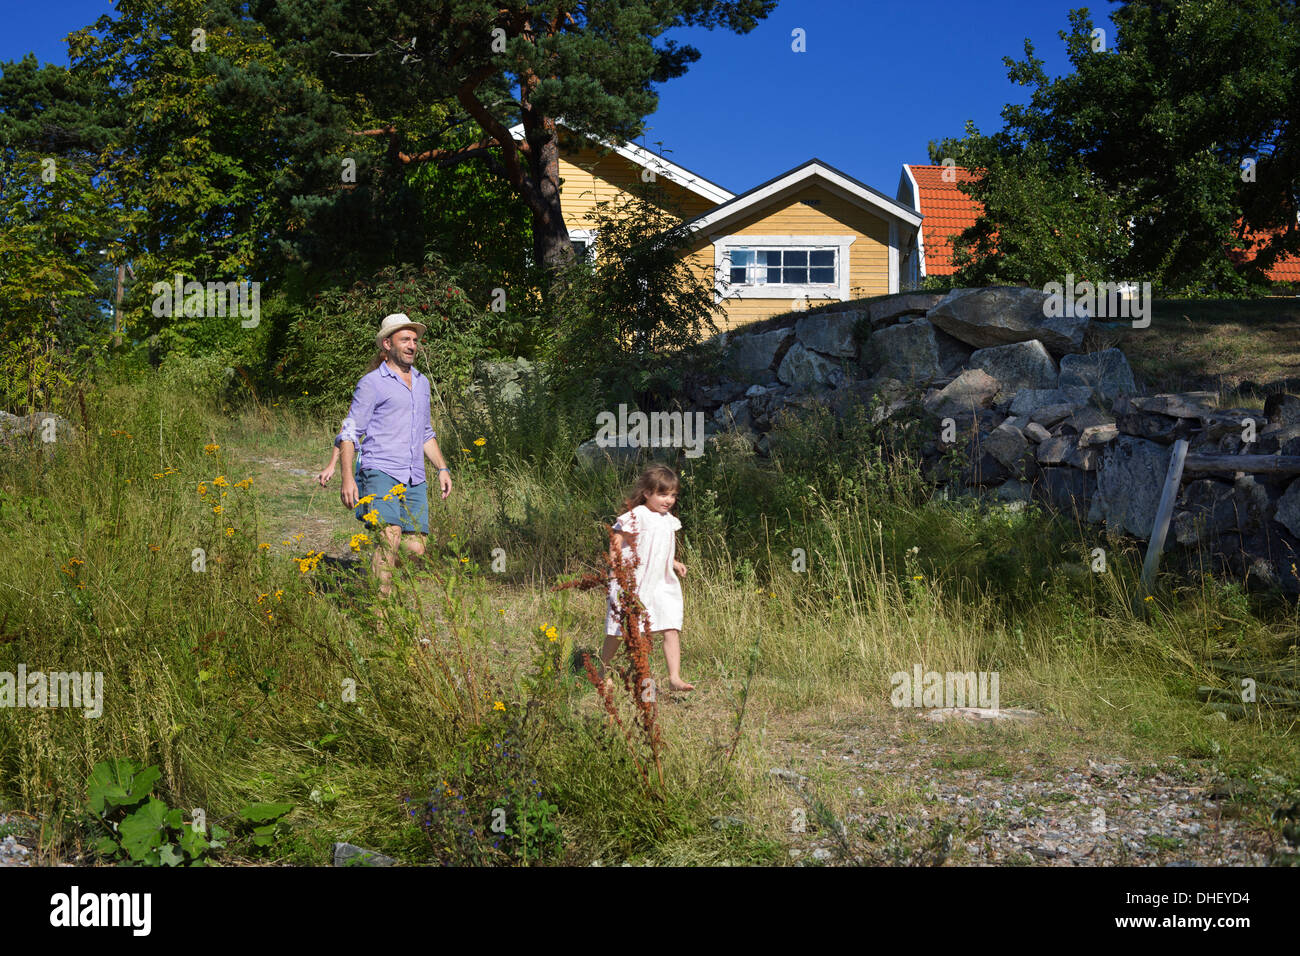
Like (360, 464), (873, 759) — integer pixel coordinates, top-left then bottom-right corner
(712, 234), (856, 302)
(569, 228), (597, 259)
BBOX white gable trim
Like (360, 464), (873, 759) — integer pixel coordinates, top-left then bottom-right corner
(688, 162), (924, 237)
(507, 123), (733, 205)
(888, 221), (899, 294)
(902, 164), (927, 278)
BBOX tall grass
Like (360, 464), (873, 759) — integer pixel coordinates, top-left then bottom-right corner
(1, 369), (1297, 865)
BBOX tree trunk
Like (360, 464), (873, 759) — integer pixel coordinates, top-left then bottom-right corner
(524, 118), (574, 272)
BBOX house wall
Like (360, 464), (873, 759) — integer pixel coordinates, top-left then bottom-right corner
(684, 184), (896, 331)
(557, 145), (718, 230)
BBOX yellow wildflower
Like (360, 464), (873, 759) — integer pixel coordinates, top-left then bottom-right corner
(493, 700), (505, 711)
(357, 494), (375, 506)
(274, 590), (283, 601)
(203, 443), (220, 455)
(474, 438), (486, 447)
(152, 473), (165, 480)
(234, 478), (252, 490)
(387, 483), (407, 498)
(258, 543), (270, 551)
(197, 483), (207, 497)
(459, 556), (469, 564)
(913, 575), (923, 581)
(212, 505), (223, 515)
(212, 475), (229, 487)
(225, 527), (234, 537)
(148, 545), (160, 553)
(363, 509), (380, 527)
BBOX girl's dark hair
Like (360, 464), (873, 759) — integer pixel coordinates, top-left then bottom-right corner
(625, 464), (680, 513)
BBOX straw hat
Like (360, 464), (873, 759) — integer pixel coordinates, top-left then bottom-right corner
(375, 312), (427, 347)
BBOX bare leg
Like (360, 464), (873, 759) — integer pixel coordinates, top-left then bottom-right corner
(598, 634), (621, 676)
(660, 629), (693, 691)
(373, 524), (403, 599)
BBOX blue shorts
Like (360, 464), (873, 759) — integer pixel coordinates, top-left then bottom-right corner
(354, 468), (429, 533)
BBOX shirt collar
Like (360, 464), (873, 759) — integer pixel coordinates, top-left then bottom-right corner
(378, 361), (421, 381)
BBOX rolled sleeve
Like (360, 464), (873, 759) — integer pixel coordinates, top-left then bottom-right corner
(340, 377), (375, 447)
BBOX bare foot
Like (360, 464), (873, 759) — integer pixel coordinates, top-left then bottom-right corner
(667, 677), (695, 692)
(602, 676), (616, 695)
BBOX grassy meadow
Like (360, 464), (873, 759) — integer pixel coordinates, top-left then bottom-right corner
(0, 355), (1297, 866)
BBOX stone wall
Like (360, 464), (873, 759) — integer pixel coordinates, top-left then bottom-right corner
(651, 286), (1300, 593)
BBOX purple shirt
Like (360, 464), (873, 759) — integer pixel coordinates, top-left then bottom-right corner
(338, 362), (436, 485)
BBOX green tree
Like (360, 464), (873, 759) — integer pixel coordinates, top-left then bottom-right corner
(258, 0), (775, 273)
(935, 1), (1300, 294)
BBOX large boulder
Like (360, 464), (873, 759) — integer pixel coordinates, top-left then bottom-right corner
(795, 311), (860, 358)
(866, 292), (944, 326)
(923, 369), (1001, 420)
(1172, 479), (1238, 546)
(1034, 467), (1096, 518)
(0, 411), (77, 447)
(1089, 435), (1173, 538)
(727, 327), (794, 374)
(777, 342), (846, 389)
(967, 340), (1058, 403)
(1007, 386), (1093, 418)
(862, 319), (942, 382)
(1058, 349), (1136, 404)
(1274, 479), (1300, 538)
(1265, 393), (1300, 427)
(927, 286), (1089, 355)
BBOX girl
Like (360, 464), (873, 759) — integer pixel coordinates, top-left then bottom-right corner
(316, 436), (342, 487)
(601, 464), (693, 692)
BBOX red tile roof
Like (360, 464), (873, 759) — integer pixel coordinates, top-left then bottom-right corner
(1230, 221), (1300, 284)
(904, 164), (984, 276)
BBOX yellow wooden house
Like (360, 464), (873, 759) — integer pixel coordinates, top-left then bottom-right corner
(515, 125), (923, 331)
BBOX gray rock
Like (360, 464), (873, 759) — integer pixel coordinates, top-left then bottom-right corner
(927, 286), (1089, 354)
(1090, 436), (1173, 538)
(713, 399), (753, 430)
(700, 381), (747, 404)
(1232, 475), (1273, 533)
(1276, 479), (1300, 538)
(1078, 423), (1120, 447)
(984, 422), (1030, 471)
(995, 480), (1034, 501)
(968, 340), (1059, 403)
(795, 311), (861, 358)
(924, 369), (1001, 419)
(866, 292), (944, 326)
(1030, 404), (1075, 428)
(1023, 422), (1053, 443)
(1059, 349), (1136, 403)
(777, 342), (846, 389)
(1173, 480), (1238, 545)
(934, 327), (975, 376)
(1064, 406), (1115, 433)
(1035, 467), (1096, 518)
(1008, 386), (1093, 418)
(862, 320), (942, 382)
(0, 411), (77, 447)
(1036, 435), (1076, 466)
(332, 842), (396, 867)
(1264, 393), (1300, 426)
(727, 327), (794, 373)
(1128, 394), (1215, 420)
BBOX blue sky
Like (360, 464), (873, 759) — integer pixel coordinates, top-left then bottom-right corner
(2, 0), (1110, 198)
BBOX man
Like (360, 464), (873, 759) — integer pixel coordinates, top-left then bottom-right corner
(339, 313), (453, 599)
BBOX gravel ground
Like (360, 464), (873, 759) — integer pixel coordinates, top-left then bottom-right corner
(0, 814), (34, 867)
(773, 712), (1294, 866)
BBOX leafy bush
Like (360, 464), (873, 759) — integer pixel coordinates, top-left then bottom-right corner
(275, 253), (506, 413)
(86, 759), (227, 866)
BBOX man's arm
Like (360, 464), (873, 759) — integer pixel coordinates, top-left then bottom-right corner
(339, 377), (375, 509)
(424, 436), (451, 500)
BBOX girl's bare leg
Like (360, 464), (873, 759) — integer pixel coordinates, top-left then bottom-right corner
(660, 629), (693, 691)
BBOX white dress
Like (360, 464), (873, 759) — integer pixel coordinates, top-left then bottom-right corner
(605, 505), (683, 636)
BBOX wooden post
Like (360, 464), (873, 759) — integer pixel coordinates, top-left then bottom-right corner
(1134, 438), (1189, 611)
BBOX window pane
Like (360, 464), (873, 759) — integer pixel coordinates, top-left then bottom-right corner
(730, 267), (747, 284)
(784, 250), (807, 266)
(732, 249), (753, 266)
(809, 267), (835, 283)
(785, 267), (807, 283)
(757, 250), (778, 266)
(766, 267), (782, 283)
(810, 250), (834, 266)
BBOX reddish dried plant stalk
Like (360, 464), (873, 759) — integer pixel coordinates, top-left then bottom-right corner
(557, 523), (666, 789)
